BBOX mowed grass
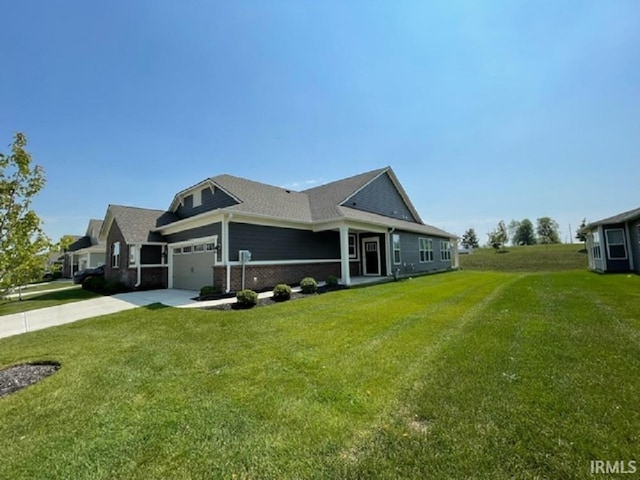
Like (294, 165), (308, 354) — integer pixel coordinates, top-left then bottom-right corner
(460, 243), (588, 272)
(0, 271), (638, 479)
(0, 288), (100, 316)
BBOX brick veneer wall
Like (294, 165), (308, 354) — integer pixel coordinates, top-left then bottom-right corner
(211, 262), (346, 292)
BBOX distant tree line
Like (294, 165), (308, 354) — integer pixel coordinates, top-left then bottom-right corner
(460, 217), (564, 251)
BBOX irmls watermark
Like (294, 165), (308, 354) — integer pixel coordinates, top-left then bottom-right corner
(590, 460), (637, 475)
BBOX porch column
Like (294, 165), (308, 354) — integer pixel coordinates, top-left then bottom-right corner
(339, 226), (351, 286)
(452, 240), (460, 269)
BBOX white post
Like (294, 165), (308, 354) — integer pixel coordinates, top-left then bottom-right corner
(339, 226), (351, 286)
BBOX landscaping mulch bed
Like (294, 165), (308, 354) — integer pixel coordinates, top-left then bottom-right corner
(0, 362), (60, 398)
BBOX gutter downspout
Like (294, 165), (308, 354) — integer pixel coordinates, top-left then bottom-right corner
(224, 214), (233, 292)
(134, 244), (142, 288)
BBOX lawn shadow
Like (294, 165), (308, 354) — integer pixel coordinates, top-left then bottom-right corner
(142, 303), (171, 311)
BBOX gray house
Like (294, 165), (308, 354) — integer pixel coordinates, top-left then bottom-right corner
(63, 219), (106, 278)
(99, 167), (458, 291)
(584, 207), (640, 275)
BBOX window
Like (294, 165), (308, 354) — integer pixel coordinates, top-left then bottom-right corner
(440, 241), (451, 261)
(193, 189), (202, 207)
(193, 244), (205, 253)
(183, 245), (192, 254)
(605, 229), (627, 259)
(591, 231), (602, 260)
(112, 242), (120, 268)
(174, 247), (182, 255)
(392, 234), (401, 264)
(419, 238), (433, 262)
(348, 234), (357, 258)
(129, 245), (136, 266)
(205, 243), (216, 252)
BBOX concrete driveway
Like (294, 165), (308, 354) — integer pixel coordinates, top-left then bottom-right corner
(0, 289), (199, 340)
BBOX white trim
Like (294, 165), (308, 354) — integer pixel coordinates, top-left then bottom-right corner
(392, 233), (401, 265)
(348, 233), (359, 259)
(605, 228), (628, 260)
(340, 226), (351, 286)
(154, 210), (225, 235)
(440, 240), (452, 261)
(227, 258), (341, 267)
(169, 236), (218, 249)
(362, 237), (381, 276)
(419, 237), (434, 263)
(193, 189), (202, 208)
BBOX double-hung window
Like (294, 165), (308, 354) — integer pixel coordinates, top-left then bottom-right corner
(112, 242), (121, 268)
(129, 245), (136, 266)
(348, 234), (357, 259)
(392, 234), (401, 264)
(440, 241), (451, 261)
(591, 231), (602, 260)
(605, 229), (627, 259)
(419, 238), (433, 262)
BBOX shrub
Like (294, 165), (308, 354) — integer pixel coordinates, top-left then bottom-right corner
(105, 281), (128, 295)
(200, 285), (221, 297)
(272, 284), (292, 302)
(325, 275), (339, 288)
(236, 289), (258, 309)
(82, 276), (106, 293)
(300, 277), (317, 294)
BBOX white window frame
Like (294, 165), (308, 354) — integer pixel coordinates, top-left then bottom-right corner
(112, 241), (121, 268)
(605, 228), (627, 260)
(348, 234), (358, 259)
(183, 245), (193, 254)
(591, 231), (602, 260)
(193, 243), (205, 253)
(129, 244), (137, 266)
(205, 243), (216, 252)
(392, 233), (401, 265)
(193, 189), (202, 208)
(174, 247), (182, 255)
(419, 238), (433, 263)
(440, 241), (451, 261)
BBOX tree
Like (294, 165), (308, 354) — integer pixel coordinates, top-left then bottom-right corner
(461, 228), (479, 249)
(57, 234), (76, 253)
(513, 218), (537, 245)
(0, 133), (51, 299)
(575, 218), (588, 243)
(507, 220), (520, 245)
(488, 220), (509, 251)
(536, 217), (561, 244)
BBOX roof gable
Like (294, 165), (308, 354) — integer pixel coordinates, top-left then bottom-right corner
(100, 205), (177, 243)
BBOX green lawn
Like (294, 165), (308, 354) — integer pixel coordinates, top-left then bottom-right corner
(460, 243), (588, 272)
(0, 271), (638, 479)
(0, 288), (100, 316)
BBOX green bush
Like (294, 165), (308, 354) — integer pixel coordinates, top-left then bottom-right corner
(272, 284), (292, 302)
(325, 275), (339, 288)
(82, 276), (106, 293)
(300, 277), (317, 294)
(105, 281), (128, 295)
(200, 285), (221, 296)
(236, 289), (258, 309)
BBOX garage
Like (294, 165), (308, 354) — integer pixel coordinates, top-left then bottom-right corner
(171, 242), (217, 291)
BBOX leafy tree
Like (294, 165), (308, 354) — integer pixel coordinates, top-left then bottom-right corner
(575, 218), (588, 243)
(0, 133), (51, 299)
(57, 234), (76, 252)
(536, 217), (561, 244)
(513, 218), (537, 245)
(488, 220), (509, 251)
(507, 220), (520, 245)
(461, 228), (479, 249)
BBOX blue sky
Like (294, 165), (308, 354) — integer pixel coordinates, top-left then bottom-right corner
(2, 1), (639, 244)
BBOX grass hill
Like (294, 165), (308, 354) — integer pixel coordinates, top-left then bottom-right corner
(459, 243), (588, 272)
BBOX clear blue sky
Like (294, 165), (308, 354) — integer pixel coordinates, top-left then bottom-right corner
(2, 1), (639, 244)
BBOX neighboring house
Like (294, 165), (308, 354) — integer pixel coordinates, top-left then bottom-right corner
(584, 207), (640, 275)
(98, 167), (458, 291)
(63, 220), (106, 277)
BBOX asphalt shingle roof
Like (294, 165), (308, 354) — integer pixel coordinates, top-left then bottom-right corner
(586, 207), (640, 228)
(109, 205), (178, 243)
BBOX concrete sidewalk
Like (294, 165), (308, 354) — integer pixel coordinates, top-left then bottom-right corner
(0, 289), (200, 340)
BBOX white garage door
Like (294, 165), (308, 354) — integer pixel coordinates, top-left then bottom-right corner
(172, 243), (216, 291)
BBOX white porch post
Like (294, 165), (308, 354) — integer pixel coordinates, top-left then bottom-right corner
(453, 240), (460, 269)
(69, 253), (74, 277)
(339, 226), (351, 286)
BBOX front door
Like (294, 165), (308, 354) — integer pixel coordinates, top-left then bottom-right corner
(362, 237), (381, 276)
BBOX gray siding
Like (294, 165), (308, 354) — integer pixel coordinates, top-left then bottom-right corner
(343, 172), (419, 223)
(175, 187), (238, 219)
(392, 231), (452, 275)
(141, 245), (163, 264)
(229, 223), (340, 262)
(163, 223), (222, 244)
